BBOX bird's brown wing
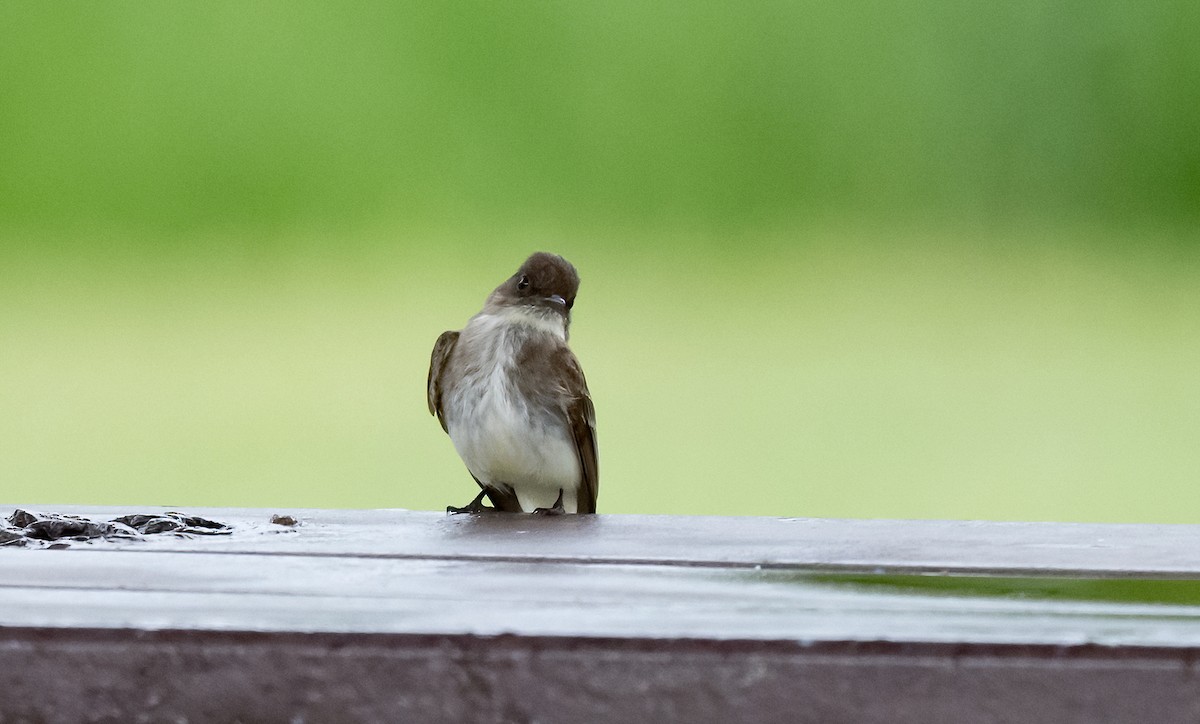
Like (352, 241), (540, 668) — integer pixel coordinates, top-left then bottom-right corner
(562, 356), (599, 513)
(427, 330), (459, 433)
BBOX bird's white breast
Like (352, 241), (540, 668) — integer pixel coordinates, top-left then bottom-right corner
(444, 310), (581, 512)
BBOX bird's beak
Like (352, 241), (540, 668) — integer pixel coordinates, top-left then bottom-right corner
(547, 294), (567, 307)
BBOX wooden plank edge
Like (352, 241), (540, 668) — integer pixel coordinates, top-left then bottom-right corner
(2, 627), (1198, 724)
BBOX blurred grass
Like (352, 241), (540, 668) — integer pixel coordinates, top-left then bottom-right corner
(3, 224), (1199, 520)
(1, 2), (1198, 519)
(2, 1), (1196, 231)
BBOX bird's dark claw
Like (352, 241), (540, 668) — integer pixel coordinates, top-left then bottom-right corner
(533, 488), (567, 516)
(447, 490), (496, 515)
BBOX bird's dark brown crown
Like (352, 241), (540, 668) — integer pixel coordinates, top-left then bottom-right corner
(494, 252), (580, 309)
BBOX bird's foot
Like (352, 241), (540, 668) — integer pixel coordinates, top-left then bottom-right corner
(532, 488), (567, 516)
(446, 490), (496, 515)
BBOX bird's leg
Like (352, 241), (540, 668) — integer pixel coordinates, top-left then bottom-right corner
(533, 488), (567, 516)
(446, 489), (495, 515)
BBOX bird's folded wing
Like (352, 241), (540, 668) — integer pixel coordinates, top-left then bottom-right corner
(427, 330), (459, 433)
(562, 356), (599, 513)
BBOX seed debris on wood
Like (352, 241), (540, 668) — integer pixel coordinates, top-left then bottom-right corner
(2, 509), (233, 548)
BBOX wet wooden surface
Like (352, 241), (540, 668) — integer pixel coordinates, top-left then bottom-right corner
(3, 506), (1200, 723)
(11, 505), (1200, 573)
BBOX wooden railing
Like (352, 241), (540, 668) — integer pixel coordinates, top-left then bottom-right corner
(3, 506), (1200, 723)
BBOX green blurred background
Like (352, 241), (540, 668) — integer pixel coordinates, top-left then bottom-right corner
(2, 1), (1197, 521)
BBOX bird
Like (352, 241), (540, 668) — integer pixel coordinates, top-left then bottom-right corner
(427, 252), (598, 514)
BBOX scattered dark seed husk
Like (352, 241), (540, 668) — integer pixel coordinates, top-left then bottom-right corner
(4, 509), (233, 544)
(24, 518), (115, 541)
(7, 509), (39, 528)
(111, 514), (156, 529)
(178, 525), (233, 536)
(111, 513), (231, 536)
(0, 529), (26, 547)
(270, 514), (299, 526)
(107, 522), (141, 538)
(167, 513), (230, 531)
(143, 518), (184, 534)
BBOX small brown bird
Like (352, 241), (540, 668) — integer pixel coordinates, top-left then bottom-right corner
(427, 252), (598, 514)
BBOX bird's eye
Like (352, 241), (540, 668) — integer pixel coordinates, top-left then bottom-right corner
(517, 275), (529, 290)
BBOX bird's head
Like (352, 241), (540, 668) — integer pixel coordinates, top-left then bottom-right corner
(488, 252), (580, 326)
